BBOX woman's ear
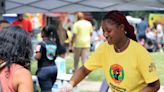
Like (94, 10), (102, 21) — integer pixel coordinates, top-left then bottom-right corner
(119, 24), (125, 31)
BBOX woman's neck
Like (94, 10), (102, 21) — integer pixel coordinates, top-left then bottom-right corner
(114, 37), (129, 53)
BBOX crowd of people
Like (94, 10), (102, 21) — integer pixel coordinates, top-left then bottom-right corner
(136, 17), (164, 53)
(0, 11), (163, 92)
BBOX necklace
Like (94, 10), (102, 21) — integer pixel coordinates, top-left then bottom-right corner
(0, 62), (6, 69)
(115, 38), (129, 53)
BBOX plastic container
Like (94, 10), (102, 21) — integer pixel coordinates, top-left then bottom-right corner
(51, 80), (62, 92)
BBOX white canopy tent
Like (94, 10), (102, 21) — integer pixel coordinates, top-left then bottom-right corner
(4, 0), (164, 13)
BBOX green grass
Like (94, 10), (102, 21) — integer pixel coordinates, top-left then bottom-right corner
(151, 52), (164, 85)
(31, 59), (37, 75)
(31, 52), (164, 84)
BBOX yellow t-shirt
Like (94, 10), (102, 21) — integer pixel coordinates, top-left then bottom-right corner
(84, 39), (159, 92)
(73, 20), (93, 48)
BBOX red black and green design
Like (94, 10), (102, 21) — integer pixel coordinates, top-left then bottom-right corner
(109, 64), (124, 84)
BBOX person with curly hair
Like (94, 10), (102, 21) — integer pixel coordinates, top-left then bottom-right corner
(0, 26), (33, 92)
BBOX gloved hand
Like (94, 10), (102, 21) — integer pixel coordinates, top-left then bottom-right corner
(59, 83), (73, 92)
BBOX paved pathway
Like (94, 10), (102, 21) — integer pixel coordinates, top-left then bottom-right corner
(78, 80), (101, 92)
(76, 80), (164, 92)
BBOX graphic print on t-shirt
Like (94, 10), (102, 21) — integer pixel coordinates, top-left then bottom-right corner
(109, 64), (124, 84)
(45, 44), (57, 60)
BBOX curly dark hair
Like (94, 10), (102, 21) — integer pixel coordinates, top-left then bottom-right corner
(0, 26), (33, 69)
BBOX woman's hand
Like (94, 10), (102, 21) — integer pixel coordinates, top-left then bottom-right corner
(59, 83), (73, 92)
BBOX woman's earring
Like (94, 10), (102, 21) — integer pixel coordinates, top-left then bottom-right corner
(125, 31), (127, 34)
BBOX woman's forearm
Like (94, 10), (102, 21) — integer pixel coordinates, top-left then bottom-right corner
(69, 66), (91, 87)
(140, 80), (160, 92)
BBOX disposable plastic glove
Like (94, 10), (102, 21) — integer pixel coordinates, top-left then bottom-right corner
(59, 83), (73, 92)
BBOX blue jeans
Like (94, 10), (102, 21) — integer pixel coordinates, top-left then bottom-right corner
(37, 65), (57, 92)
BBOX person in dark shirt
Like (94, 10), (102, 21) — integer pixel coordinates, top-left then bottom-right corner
(35, 25), (60, 92)
(136, 17), (148, 41)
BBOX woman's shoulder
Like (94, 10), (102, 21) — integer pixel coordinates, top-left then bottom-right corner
(13, 66), (31, 77)
(130, 39), (148, 53)
(12, 64), (33, 92)
(12, 64), (32, 89)
(95, 42), (111, 52)
(10, 64), (30, 77)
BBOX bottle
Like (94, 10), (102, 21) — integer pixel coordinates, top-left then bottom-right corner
(52, 80), (62, 92)
(55, 56), (66, 75)
(60, 59), (66, 74)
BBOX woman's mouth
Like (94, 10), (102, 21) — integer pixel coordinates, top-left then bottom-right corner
(106, 37), (112, 45)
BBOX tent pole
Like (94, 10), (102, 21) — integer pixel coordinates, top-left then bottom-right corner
(0, 13), (3, 20)
(0, 0), (5, 20)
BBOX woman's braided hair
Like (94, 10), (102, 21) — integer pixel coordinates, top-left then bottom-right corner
(103, 10), (137, 41)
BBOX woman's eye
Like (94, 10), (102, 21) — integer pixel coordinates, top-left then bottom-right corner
(103, 30), (111, 36)
(107, 29), (111, 33)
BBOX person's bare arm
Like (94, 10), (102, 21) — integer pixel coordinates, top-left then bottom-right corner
(70, 33), (76, 51)
(140, 80), (160, 92)
(71, 34), (76, 46)
(35, 52), (41, 60)
(69, 65), (91, 87)
(35, 44), (42, 60)
(13, 68), (34, 92)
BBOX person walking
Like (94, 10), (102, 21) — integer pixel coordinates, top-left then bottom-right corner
(35, 25), (60, 92)
(72, 12), (93, 72)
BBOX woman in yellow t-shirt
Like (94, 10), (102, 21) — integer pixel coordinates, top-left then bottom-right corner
(60, 10), (160, 92)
